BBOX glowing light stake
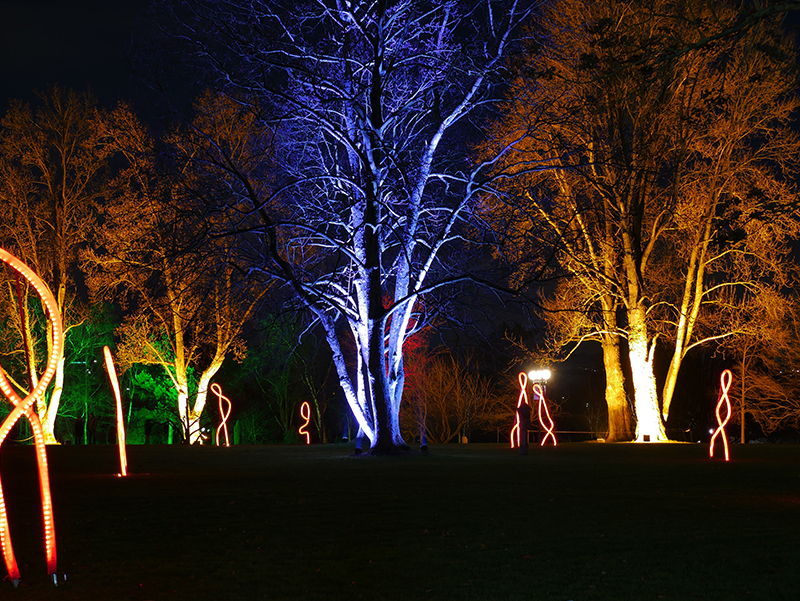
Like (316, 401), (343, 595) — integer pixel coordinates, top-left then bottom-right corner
(532, 382), (557, 447)
(0, 248), (62, 585)
(211, 383), (231, 447)
(709, 369), (733, 461)
(103, 346), (128, 476)
(510, 372), (529, 448)
(299, 401), (312, 445)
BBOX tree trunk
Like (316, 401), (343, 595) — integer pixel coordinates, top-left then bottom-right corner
(601, 336), (633, 441)
(40, 356), (65, 444)
(628, 306), (667, 441)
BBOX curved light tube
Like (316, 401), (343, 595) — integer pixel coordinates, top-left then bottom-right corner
(709, 369), (732, 461)
(0, 247), (62, 584)
(510, 372), (529, 448)
(299, 401), (311, 445)
(103, 346), (128, 476)
(211, 383), (231, 447)
(533, 383), (557, 447)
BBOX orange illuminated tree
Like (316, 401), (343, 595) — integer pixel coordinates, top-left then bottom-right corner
(84, 98), (271, 443)
(486, 0), (800, 440)
(0, 88), (118, 444)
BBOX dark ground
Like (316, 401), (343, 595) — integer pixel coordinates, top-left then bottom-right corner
(0, 442), (798, 600)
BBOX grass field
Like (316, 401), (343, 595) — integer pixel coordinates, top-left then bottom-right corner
(0, 442), (798, 600)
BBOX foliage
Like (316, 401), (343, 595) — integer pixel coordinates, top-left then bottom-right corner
(58, 303), (116, 443)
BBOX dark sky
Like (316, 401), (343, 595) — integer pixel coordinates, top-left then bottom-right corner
(0, 0), (152, 111)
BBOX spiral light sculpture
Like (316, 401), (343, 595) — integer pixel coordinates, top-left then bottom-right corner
(211, 383), (232, 447)
(709, 369), (733, 462)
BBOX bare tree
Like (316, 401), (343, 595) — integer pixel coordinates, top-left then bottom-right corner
(722, 290), (800, 439)
(152, 0), (534, 452)
(400, 347), (511, 444)
(84, 100), (270, 443)
(0, 88), (115, 443)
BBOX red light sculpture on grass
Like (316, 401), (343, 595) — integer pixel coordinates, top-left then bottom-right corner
(533, 382), (557, 447)
(709, 369), (733, 461)
(103, 346), (128, 476)
(211, 383), (231, 447)
(510, 372), (529, 448)
(0, 248), (61, 585)
(299, 401), (312, 445)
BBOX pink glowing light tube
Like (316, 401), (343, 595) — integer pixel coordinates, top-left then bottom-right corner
(0, 248), (62, 584)
(299, 401), (311, 445)
(533, 382), (557, 447)
(709, 369), (733, 461)
(211, 383), (231, 447)
(103, 346), (128, 476)
(510, 372), (529, 448)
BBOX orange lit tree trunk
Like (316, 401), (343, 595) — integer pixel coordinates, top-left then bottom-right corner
(600, 299), (632, 441)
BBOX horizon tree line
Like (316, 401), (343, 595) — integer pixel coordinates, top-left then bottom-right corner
(1, 0), (800, 448)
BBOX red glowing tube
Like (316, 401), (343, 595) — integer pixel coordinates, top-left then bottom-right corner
(211, 383), (232, 447)
(533, 382), (557, 447)
(299, 401), (312, 445)
(103, 346), (128, 476)
(0, 247), (62, 584)
(510, 372), (529, 448)
(709, 369), (733, 461)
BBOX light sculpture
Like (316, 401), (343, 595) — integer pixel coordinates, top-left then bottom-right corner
(211, 383), (231, 447)
(709, 369), (732, 461)
(533, 382), (557, 447)
(102, 346), (128, 476)
(0, 248), (61, 585)
(510, 372), (529, 448)
(299, 401), (312, 445)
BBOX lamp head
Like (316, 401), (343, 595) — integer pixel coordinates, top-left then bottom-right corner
(528, 369), (551, 382)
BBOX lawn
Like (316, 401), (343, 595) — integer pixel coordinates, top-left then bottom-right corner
(0, 442), (798, 600)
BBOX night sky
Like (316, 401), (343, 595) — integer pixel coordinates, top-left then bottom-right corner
(0, 0), (151, 111)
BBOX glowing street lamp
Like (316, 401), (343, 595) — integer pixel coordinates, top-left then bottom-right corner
(709, 370), (733, 462)
(102, 346), (128, 476)
(0, 248), (61, 585)
(528, 369), (551, 383)
(211, 383), (232, 447)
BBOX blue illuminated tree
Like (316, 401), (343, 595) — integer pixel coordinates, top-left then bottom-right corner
(156, 0), (534, 452)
